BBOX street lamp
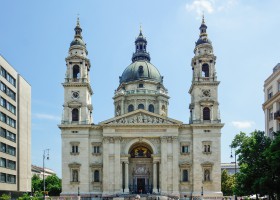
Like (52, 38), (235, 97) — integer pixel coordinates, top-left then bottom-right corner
(230, 148), (237, 200)
(201, 186), (203, 199)
(43, 149), (50, 200)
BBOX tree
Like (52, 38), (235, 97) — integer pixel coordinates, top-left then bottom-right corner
(45, 175), (61, 196)
(231, 131), (271, 198)
(221, 170), (235, 196)
(264, 131), (280, 199)
(0, 194), (11, 200)
(31, 175), (42, 193)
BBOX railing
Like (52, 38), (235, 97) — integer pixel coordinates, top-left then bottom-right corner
(61, 120), (90, 125)
(115, 89), (168, 96)
(128, 184), (153, 194)
(274, 110), (280, 121)
(64, 78), (89, 83)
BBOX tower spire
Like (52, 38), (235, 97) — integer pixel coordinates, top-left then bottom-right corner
(131, 26), (151, 62)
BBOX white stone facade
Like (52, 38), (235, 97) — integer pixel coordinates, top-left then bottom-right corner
(263, 63), (280, 138)
(59, 18), (223, 199)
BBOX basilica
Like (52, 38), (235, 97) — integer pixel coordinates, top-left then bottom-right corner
(59, 17), (223, 199)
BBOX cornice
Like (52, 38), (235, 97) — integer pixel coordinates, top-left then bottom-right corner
(262, 91), (280, 109)
(62, 82), (93, 95)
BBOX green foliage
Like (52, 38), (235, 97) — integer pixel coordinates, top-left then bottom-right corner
(231, 130), (280, 199)
(221, 170), (235, 196)
(231, 131), (271, 196)
(45, 175), (61, 196)
(31, 174), (42, 193)
(0, 194), (11, 200)
(31, 174), (61, 196)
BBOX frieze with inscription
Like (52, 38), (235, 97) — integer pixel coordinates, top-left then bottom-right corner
(107, 113), (175, 124)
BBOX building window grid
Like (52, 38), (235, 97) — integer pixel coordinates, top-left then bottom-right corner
(0, 127), (16, 142)
(267, 88), (273, 100)
(181, 145), (189, 154)
(0, 173), (16, 184)
(182, 169), (189, 182)
(268, 108), (273, 121)
(93, 146), (100, 154)
(0, 66), (16, 87)
(0, 111), (16, 128)
(0, 97), (16, 115)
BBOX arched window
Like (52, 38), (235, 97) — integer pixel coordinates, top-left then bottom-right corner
(149, 104), (154, 113)
(73, 65), (80, 79)
(94, 170), (100, 182)
(72, 170), (78, 182)
(203, 107), (210, 120)
(138, 66), (144, 76)
(138, 104), (144, 110)
(202, 64), (209, 77)
(72, 108), (79, 121)
(183, 170), (188, 182)
(128, 105), (134, 112)
(204, 169), (210, 181)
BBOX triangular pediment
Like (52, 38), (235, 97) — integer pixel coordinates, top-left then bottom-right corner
(99, 110), (182, 125)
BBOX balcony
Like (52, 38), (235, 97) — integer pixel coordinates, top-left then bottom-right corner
(274, 110), (280, 121)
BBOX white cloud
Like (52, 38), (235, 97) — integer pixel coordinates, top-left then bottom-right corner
(186, 0), (214, 15)
(33, 113), (60, 121)
(185, 0), (237, 16)
(231, 121), (255, 129)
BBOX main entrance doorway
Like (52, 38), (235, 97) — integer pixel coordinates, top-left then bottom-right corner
(127, 144), (154, 194)
(137, 178), (145, 193)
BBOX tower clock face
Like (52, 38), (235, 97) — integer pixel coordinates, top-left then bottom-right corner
(72, 91), (79, 99)
(202, 89), (211, 97)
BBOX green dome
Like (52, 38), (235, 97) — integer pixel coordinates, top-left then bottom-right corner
(70, 38), (85, 47)
(119, 60), (163, 84)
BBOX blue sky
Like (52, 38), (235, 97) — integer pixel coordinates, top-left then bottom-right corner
(0, 0), (279, 177)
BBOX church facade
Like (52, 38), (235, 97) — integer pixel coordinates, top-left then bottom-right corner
(59, 18), (223, 199)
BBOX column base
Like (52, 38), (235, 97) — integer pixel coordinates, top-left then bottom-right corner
(153, 188), (158, 193)
(124, 188), (129, 193)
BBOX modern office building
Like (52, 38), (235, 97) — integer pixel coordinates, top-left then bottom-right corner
(263, 63), (280, 138)
(60, 17), (223, 198)
(0, 55), (31, 196)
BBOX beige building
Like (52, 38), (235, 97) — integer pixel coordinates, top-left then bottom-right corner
(263, 63), (280, 138)
(31, 165), (56, 179)
(0, 55), (31, 196)
(59, 18), (223, 199)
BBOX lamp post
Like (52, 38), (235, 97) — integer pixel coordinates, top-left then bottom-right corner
(201, 186), (203, 200)
(43, 149), (50, 200)
(230, 148), (237, 200)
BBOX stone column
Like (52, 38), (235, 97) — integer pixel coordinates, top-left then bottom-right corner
(114, 137), (121, 193)
(172, 137), (179, 194)
(153, 162), (157, 193)
(121, 98), (125, 115)
(102, 137), (109, 194)
(160, 137), (167, 193)
(124, 162), (129, 193)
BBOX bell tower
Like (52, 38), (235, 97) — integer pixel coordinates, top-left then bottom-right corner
(189, 16), (221, 124)
(61, 18), (93, 125)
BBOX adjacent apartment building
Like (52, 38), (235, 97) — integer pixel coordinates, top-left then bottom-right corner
(0, 55), (31, 196)
(263, 63), (280, 138)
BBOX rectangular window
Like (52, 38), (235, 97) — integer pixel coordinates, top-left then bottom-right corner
(6, 131), (16, 142)
(181, 146), (189, 153)
(278, 82), (280, 92)
(0, 67), (6, 78)
(182, 170), (188, 182)
(268, 88), (273, 100)
(7, 102), (16, 115)
(0, 158), (6, 168)
(269, 108), (273, 121)
(7, 174), (16, 184)
(269, 128), (274, 139)
(0, 112), (6, 123)
(0, 173), (6, 183)
(6, 73), (16, 87)
(0, 143), (6, 153)
(0, 82), (6, 93)
(7, 145), (16, 156)
(93, 146), (100, 154)
(72, 145), (78, 153)
(0, 127), (6, 138)
(6, 87), (16, 101)
(7, 160), (16, 170)
(0, 97), (6, 107)
(6, 116), (16, 128)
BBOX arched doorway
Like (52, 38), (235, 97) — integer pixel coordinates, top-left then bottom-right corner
(128, 143), (153, 194)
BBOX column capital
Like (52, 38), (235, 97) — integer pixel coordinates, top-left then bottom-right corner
(160, 136), (167, 143)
